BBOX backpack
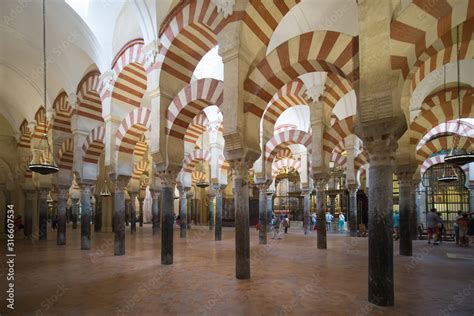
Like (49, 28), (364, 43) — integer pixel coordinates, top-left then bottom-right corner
(283, 219), (289, 228)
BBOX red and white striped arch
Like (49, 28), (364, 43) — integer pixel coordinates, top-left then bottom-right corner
(57, 138), (74, 170)
(218, 154), (230, 172)
(182, 149), (211, 173)
(390, 0), (472, 79)
(82, 126), (105, 164)
(116, 107), (151, 154)
(272, 158), (301, 178)
(323, 117), (354, 163)
(52, 92), (72, 133)
(417, 119), (474, 150)
(76, 71), (104, 122)
(32, 107), (47, 140)
(166, 78), (223, 139)
(244, 31), (359, 118)
(132, 160), (149, 181)
(133, 134), (148, 159)
(420, 153), (469, 177)
(18, 120), (31, 149)
(354, 151), (368, 170)
(416, 135), (473, 163)
(184, 112), (208, 145)
(265, 130), (312, 163)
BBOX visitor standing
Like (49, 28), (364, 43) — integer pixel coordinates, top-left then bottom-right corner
(437, 212), (445, 244)
(454, 211), (463, 245)
(283, 215), (290, 234)
(393, 210), (400, 240)
(426, 208), (439, 245)
(312, 213), (317, 230)
(457, 213), (470, 247)
(272, 215), (282, 240)
(338, 213), (345, 233)
(325, 212), (333, 232)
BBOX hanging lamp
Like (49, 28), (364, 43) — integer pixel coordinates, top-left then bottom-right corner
(443, 25), (474, 166)
(100, 179), (111, 197)
(438, 151), (458, 183)
(196, 132), (209, 188)
(28, 0), (59, 175)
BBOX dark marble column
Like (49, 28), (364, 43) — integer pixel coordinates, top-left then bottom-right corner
(266, 191), (274, 233)
(230, 160), (251, 280)
(214, 184), (225, 241)
(208, 192), (215, 231)
(125, 195), (130, 226)
(71, 198), (79, 229)
(303, 189), (311, 235)
(94, 194), (102, 232)
(138, 196), (144, 227)
(112, 176), (130, 256)
(329, 194), (336, 215)
(179, 187), (188, 238)
(57, 186), (69, 245)
(38, 188), (49, 241)
(159, 170), (177, 265)
(129, 191), (138, 234)
(151, 190), (160, 235)
(397, 169), (415, 256)
(257, 183), (269, 244)
(23, 190), (35, 239)
(314, 177), (327, 249)
(410, 181), (419, 240)
(80, 183), (92, 250)
(348, 184), (358, 237)
(367, 138), (397, 306)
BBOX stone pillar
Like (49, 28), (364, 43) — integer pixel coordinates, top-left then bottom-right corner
(366, 138), (398, 306)
(80, 183), (92, 250)
(94, 194), (102, 232)
(124, 194), (130, 226)
(23, 190), (35, 239)
(396, 167), (416, 256)
(207, 191), (216, 231)
(56, 186), (68, 245)
(112, 176), (130, 256)
(230, 160), (251, 280)
(71, 198), (79, 229)
(138, 196), (144, 227)
(314, 177), (327, 249)
(178, 187), (189, 238)
(151, 190), (160, 235)
(159, 170), (178, 265)
(348, 184), (359, 237)
(411, 181), (419, 240)
(256, 183), (269, 244)
(303, 189), (311, 235)
(329, 194), (336, 215)
(266, 191), (274, 233)
(214, 185), (225, 241)
(129, 191), (138, 234)
(38, 188), (49, 241)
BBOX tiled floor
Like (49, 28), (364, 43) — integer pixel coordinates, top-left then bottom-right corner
(2, 224), (474, 315)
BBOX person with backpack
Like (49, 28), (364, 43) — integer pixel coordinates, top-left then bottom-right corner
(272, 215), (283, 240)
(283, 215), (290, 234)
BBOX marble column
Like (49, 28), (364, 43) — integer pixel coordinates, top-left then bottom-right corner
(348, 184), (359, 237)
(214, 185), (224, 241)
(303, 189), (311, 235)
(397, 170), (415, 256)
(113, 176), (130, 256)
(159, 170), (177, 265)
(151, 190), (160, 235)
(329, 194), (336, 215)
(23, 190), (35, 239)
(231, 160), (251, 280)
(257, 183), (269, 244)
(314, 177), (327, 249)
(208, 191), (215, 231)
(138, 196), (144, 227)
(80, 183), (92, 250)
(178, 187), (188, 238)
(125, 195), (130, 226)
(57, 186), (68, 245)
(266, 191), (274, 233)
(71, 198), (79, 229)
(38, 188), (49, 241)
(129, 191), (138, 234)
(410, 182), (419, 240)
(94, 194), (102, 232)
(366, 138), (397, 306)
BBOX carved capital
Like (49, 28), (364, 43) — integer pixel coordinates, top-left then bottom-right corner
(38, 188), (50, 200)
(212, 0), (235, 19)
(212, 184), (226, 197)
(365, 135), (398, 167)
(347, 183), (359, 195)
(229, 159), (252, 180)
(157, 169), (179, 188)
(57, 185), (69, 200)
(110, 175), (131, 193)
(313, 176), (328, 192)
(150, 190), (160, 200)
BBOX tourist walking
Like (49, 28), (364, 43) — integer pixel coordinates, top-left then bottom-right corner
(454, 211), (463, 245)
(325, 212), (334, 232)
(437, 212), (445, 244)
(426, 208), (439, 245)
(283, 215), (290, 234)
(312, 213), (317, 230)
(457, 213), (470, 247)
(272, 215), (282, 240)
(393, 210), (400, 240)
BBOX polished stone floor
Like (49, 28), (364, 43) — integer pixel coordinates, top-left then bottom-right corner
(2, 224), (474, 315)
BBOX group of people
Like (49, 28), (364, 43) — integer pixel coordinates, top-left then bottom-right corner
(268, 215), (290, 240)
(426, 208), (474, 246)
(454, 210), (473, 247)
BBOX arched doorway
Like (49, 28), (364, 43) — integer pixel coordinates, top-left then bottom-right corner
(273, 167), (303, 221)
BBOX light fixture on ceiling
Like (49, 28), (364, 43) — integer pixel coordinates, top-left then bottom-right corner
(443, 25), (474, 166)
(29, 0), (59, 175)
(100, 179), (111, 197)
(438, 159), (458, 184)
(196, 132), (209, 188)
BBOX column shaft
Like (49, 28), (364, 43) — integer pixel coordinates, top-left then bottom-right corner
(179, 189), (187, 238)
(215, 188), (223, 241)
(38, 189), (49, 241)
(57, 187), (68, 245)
(130, 193), (137, 234)
(266, 193), (273, 233)
(161, 186), (174, 264)
(94, 195), (102, 232)
(303, 191), (311, 235)
(138, 197), (144, 227)
(258, 186), (267, 244)
(348, 186), (358, 237)
(397, 175), (414, 256)
(315, 180), (327, 249)
(208, 195), (215, 231)
(113, 176), (129, 256)
(152, 190), (159, 235)
(24, 190), (35, 239)
(81, 184), (92, 250)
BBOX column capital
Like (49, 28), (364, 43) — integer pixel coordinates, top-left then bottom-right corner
(212, 184), (226, 196)
(150, 189), (160, 200)
(128, 190), (138, 199)
(229, 159), (252, 180)
(157, 169), (179, 188)
(57, 185), (69, 199)
(24, 189), (36, 200)
(38, 187), (50, 199)
(364, 135), (399, 167)
(347, 183), (359, 194)
(110, 175), (131, 193)
(255, 179), (271, 193)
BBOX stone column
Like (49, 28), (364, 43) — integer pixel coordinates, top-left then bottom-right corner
(230, 160), (251, 280)
(366, 137), (398, 306)
(266, 191), (274, 233)
(396, 168), (416, 256)
(56, 186), (69, 245)
(329, 194), (336, 215)
(207, 191), (216, 231)
(71, 198), (79, 229)
(159, 170), (178, 265)
(348, 184), (359, 237)
(125, 194), (130, 226)
(256, 183), (269, 244)
(151, 190), (160, 235)
(23, 190), (35, 239)
(112, 176), (130, 256)
(129, 191), (138, 234)
(411, 181), (419, 240)
(138, 196), (144, 227)
(38, 188), (49, 241)
(94, 194), (102, 232)
(314, 177), (327, 249)
(178, 187), (189, 238)
(302, 189), (311, 235)
(214, 185), (225, 241)
(80, 183), (92, 250)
